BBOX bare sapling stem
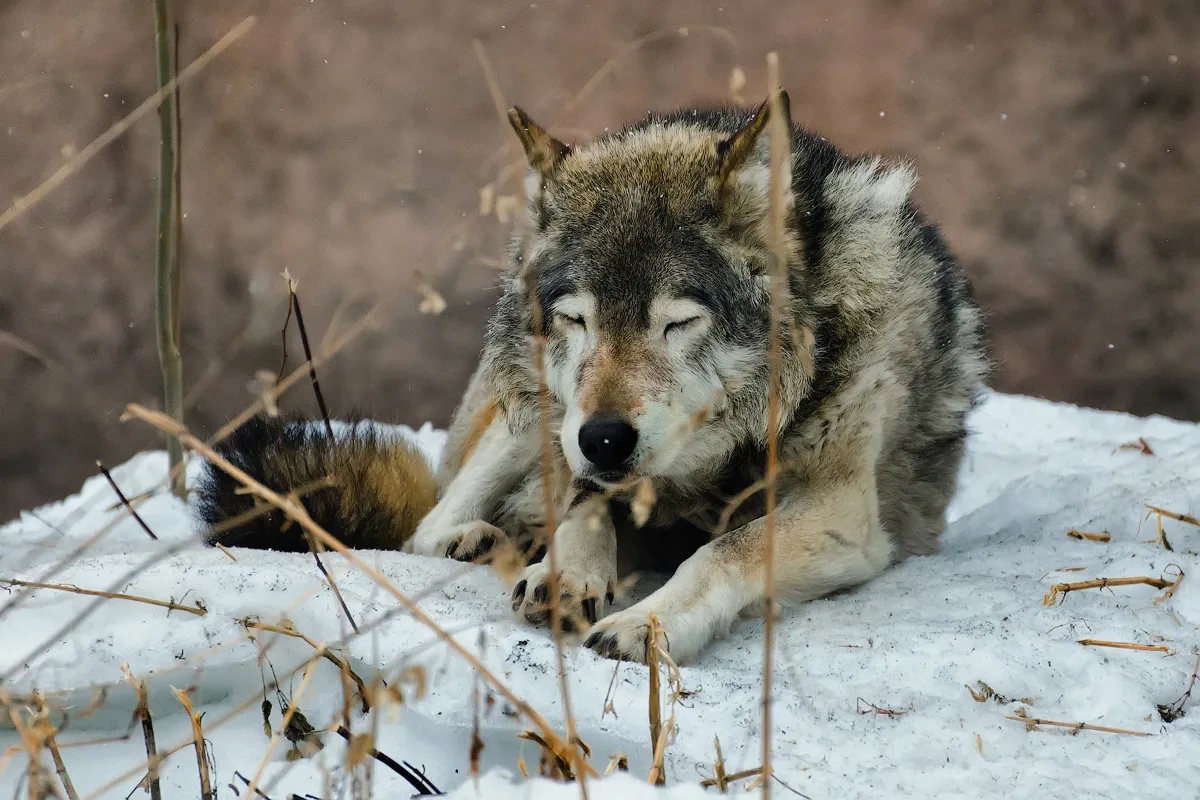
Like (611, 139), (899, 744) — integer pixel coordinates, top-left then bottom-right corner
(153, 0), (185, 499)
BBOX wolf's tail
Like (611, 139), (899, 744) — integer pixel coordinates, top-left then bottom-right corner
(195, 414), (437, 552)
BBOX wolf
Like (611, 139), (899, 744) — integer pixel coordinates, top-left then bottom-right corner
(198, 90), (989, 665)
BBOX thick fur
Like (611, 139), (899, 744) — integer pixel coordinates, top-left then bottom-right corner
(405, 95), (989, 664)
(198, 96), (989, 665)
(196, 414), (436, 551)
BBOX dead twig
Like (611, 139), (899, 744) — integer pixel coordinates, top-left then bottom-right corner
(1066, 528), (1110, 543)
(1145, 505), (1199, 527)
(1077, 639), (1172, 653)
(0, 578), (206, 616)
(96, 461), (159, 540)
(646, 614), (664, 785)
(172, 688), (215, 800)
(1006, 708), (1149, 736)
(1043, 570), (1182, 606)
(332, 726), (440, 795)
(123, 667), (163, 800)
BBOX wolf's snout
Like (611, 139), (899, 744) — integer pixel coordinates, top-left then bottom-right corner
(578, 416), (638, 472)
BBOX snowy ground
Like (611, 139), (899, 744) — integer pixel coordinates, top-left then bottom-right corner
(1, 392), (1198, 799)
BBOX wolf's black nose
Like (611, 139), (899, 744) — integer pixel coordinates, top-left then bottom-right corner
(578, 416), (638, 472)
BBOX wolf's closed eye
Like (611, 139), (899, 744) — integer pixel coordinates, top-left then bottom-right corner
(664, 317), (702, 337)
(555, 313), (586, 330)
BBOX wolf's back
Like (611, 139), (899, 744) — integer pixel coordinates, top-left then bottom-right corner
(196, 414), (436, 552)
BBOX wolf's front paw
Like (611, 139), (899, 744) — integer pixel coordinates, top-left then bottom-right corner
(511, 560), (616, 634)
(404, 520), (503, 563)
(581, 607), (656, 663)
(583, 603), (714, 665)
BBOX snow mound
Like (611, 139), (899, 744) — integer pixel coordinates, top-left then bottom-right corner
(1, 393), (1197, 799)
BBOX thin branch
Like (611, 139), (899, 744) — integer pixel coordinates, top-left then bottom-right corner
(0, 578), (206, 616)
(1145, 505), (1199, 527)
(332, 726), (439, 795)
(1005, 710), (1149, 737)
(1077, 639), (1172, 653)
(96, 461), (159, 540)
(285, 276), (334, 438)
(123, 668), (163, 800)
(1043, 573), (1181, 605)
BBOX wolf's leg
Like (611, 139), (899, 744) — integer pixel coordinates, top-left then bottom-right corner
(511, 489), (618, 633)
(403, 412), (537, 560)
(583, 473), (893, 664)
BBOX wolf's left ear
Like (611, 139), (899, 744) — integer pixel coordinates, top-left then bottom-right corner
(507, 107), (571, 177)
(715, 90), (793, 207)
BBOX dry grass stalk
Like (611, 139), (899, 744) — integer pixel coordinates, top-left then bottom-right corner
(700, 767), (763, 790)
(242, 620), (370, 713)
(710, 736), (729, 793)
(0, 16), (257, 233)
(32, 694), (79, 800)
(1066, 528), (1110, 543)
(646, 616), (684, 787)
(1043, 571), (1182, 606)
(473, 38), (587, 793)
(95, 461), (159, 540)
(646, 614), (664, 786)
(1077, 639), (1172, 653)
(758, 51), (790, 800)
(123, 403), (596, 778)
(172, 688), (215, 800)
(0, 689), (59, 799)
(1005, 707), (1149, 737)
(122, 667), (163, 800)
(0, 578), (207, 617)
(1145, 504), (1200, 527)
(1157, 654), (1200, 723)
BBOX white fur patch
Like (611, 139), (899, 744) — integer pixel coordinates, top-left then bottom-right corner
(826, 158), (917, 218)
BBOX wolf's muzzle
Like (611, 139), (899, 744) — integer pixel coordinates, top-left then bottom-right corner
(578, 415), (638, 473)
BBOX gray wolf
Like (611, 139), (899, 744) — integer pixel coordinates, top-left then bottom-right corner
(198, 91), (989, 665)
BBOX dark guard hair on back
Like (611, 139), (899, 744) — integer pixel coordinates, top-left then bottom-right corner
(196, 414), (436, 552)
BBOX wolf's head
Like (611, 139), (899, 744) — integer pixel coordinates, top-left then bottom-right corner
(494, 94), (821, 487)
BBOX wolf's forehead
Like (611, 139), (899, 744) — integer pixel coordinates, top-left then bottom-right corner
(553, 123), (723, 212)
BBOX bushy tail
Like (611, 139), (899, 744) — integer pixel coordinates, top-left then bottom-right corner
(195, 414), (436, 552)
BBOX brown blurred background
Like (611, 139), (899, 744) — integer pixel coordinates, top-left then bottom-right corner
(1, 0), (1197, 520)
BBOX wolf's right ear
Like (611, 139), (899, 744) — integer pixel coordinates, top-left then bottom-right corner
(716, 90), (792, 189)
(507, 107), (571, 177)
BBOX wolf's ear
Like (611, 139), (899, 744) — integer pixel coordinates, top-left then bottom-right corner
(715, 90), (793, 204)
(507, 107), (571, 177)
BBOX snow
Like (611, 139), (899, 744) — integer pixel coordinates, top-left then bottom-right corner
(2, 392), (1198, 799)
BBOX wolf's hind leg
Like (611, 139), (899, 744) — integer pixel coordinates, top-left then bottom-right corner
(584, 473), (893, 664)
